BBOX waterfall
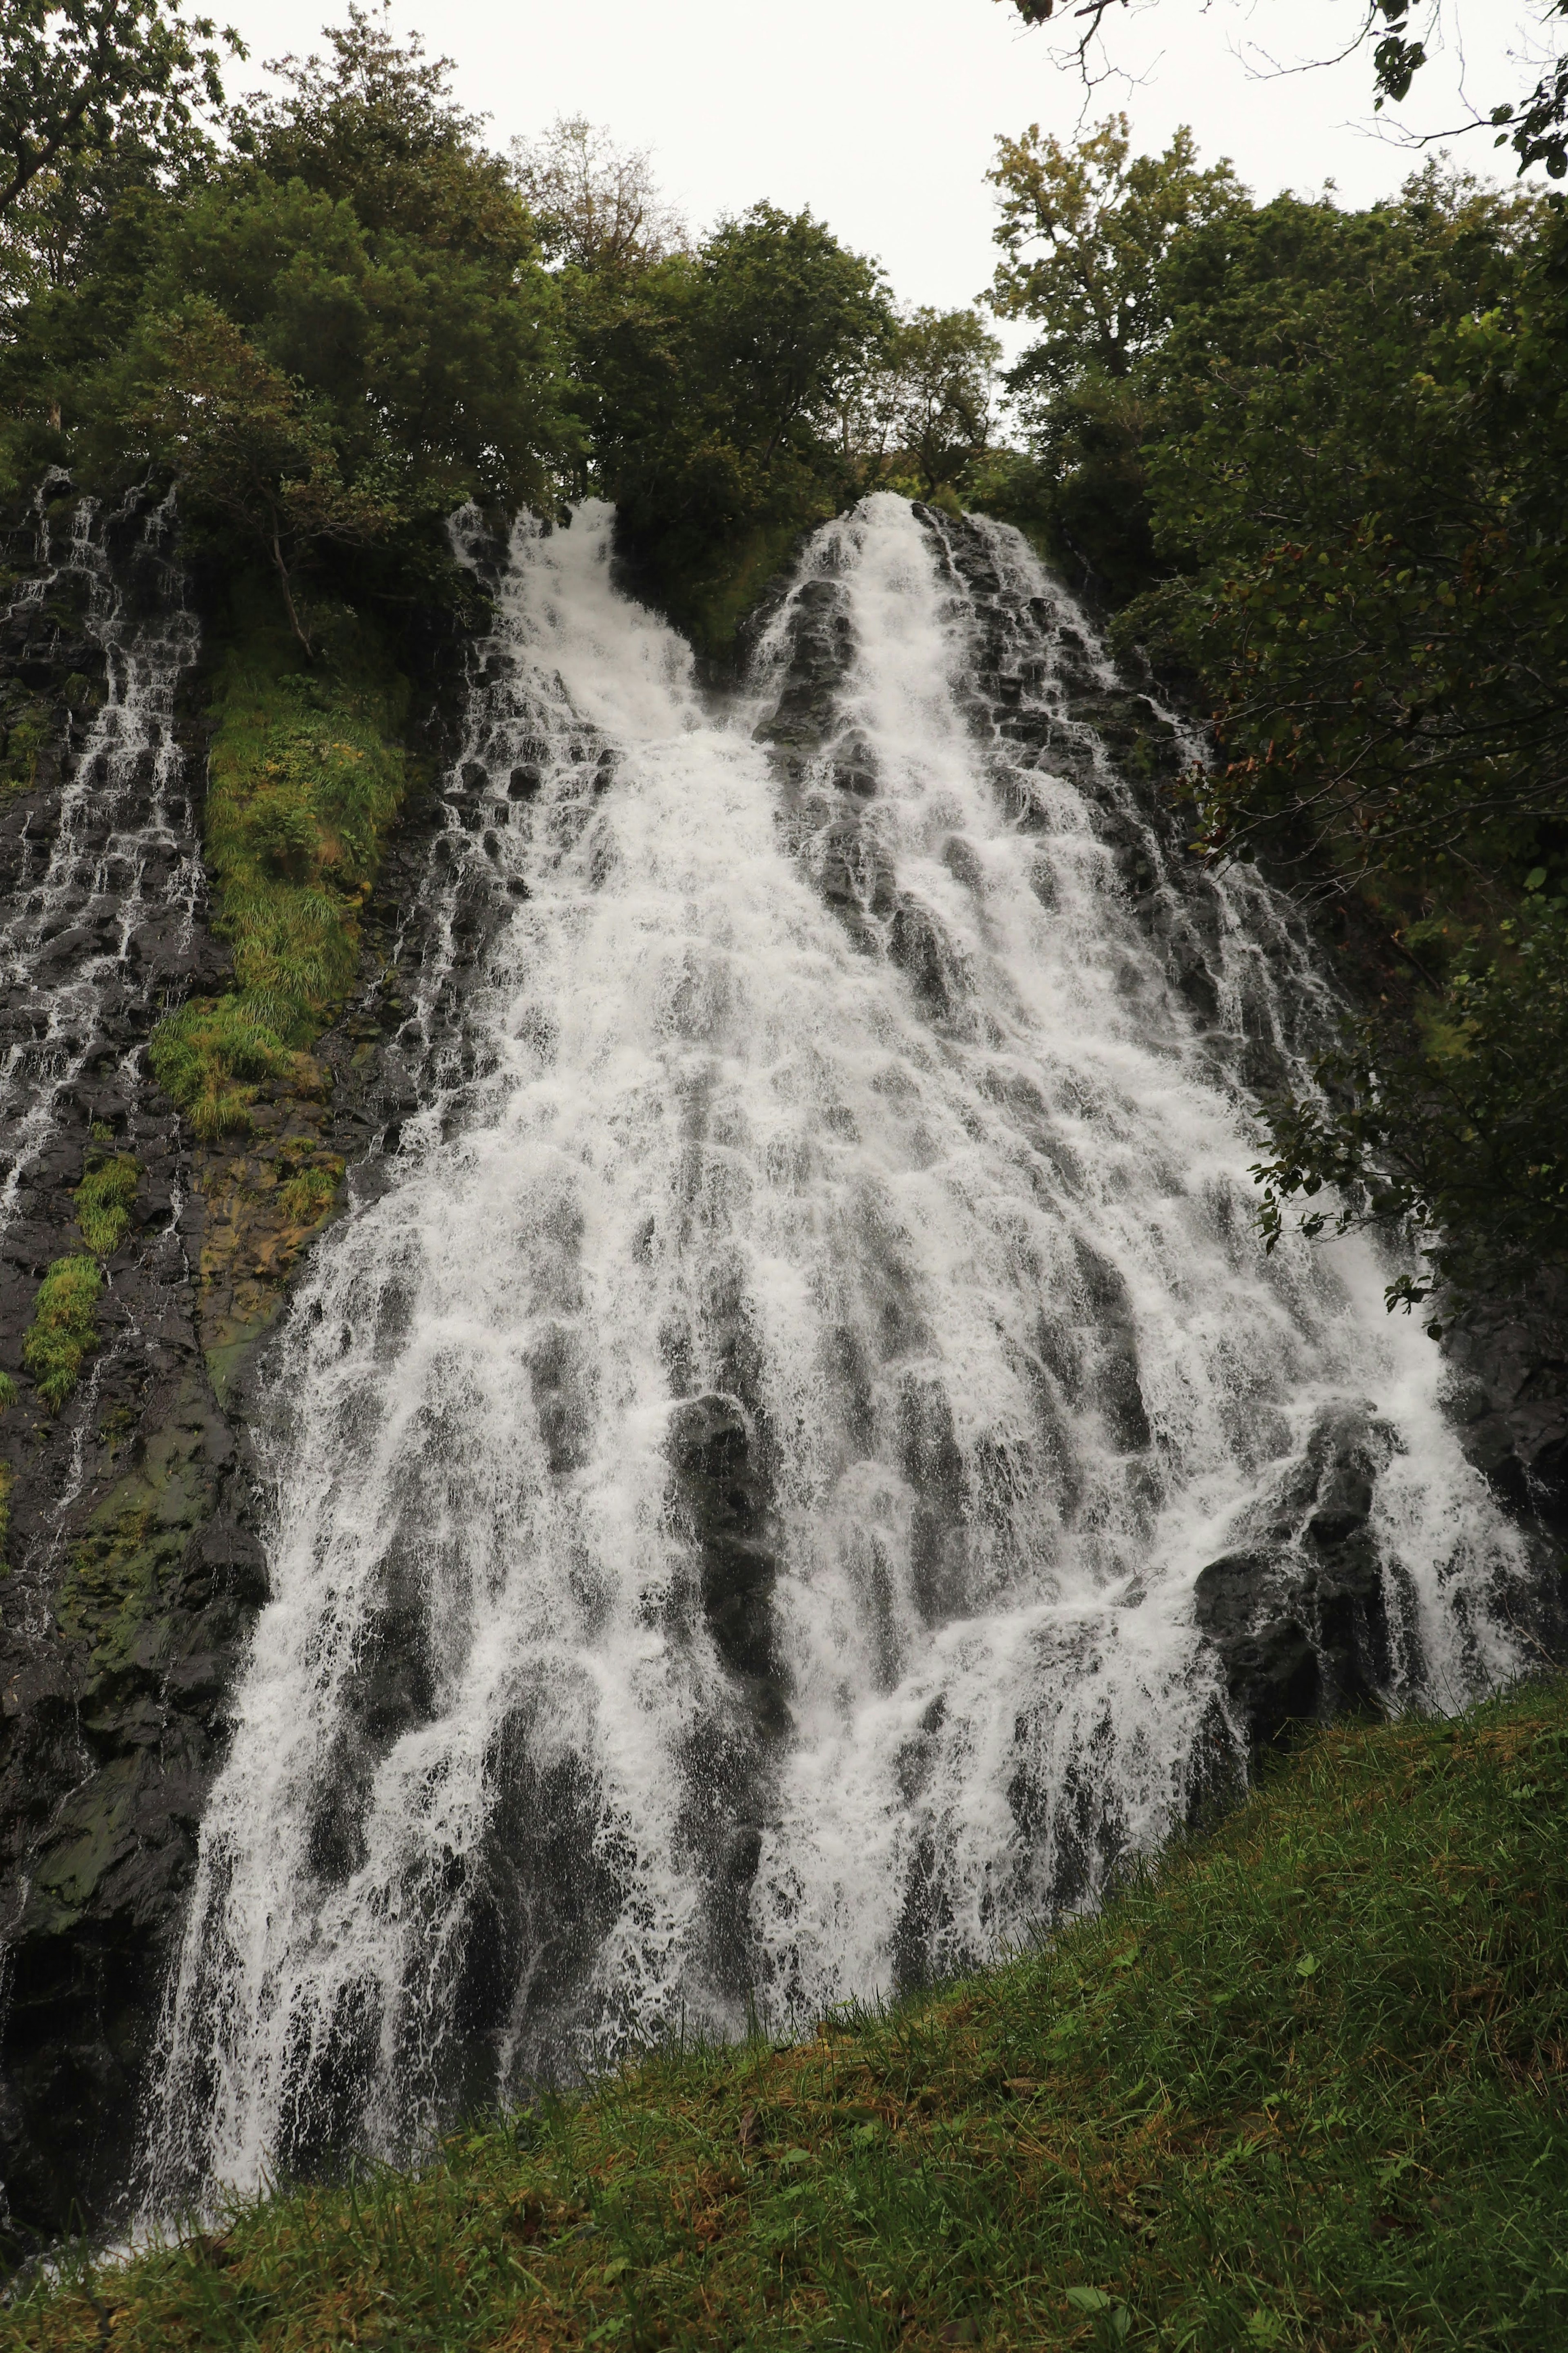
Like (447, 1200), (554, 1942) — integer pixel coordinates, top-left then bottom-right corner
(145, 495), (1524, 2204)
(0, 485), (201, 1256)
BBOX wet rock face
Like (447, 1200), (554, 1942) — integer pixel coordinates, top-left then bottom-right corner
(1192, 1409), (1401, 1753)
(1444, 1273), (1568, 1537)
(664, 1394), (788, 1989)
(0, 491), (256, 2248)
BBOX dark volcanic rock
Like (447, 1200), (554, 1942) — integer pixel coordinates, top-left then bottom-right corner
(1192, 1408), (1400, 1753)
(1443, 1272), (1568, 1534)
(664, 1392), (788, 1985)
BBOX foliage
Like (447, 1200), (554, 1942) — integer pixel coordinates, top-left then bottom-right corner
(1124, 167), (1565, 1304)
(0, 1), (229, 227)
(0, 1371), (17, 1413)
(1254, 890), (1568, 1317)
(120, 299), (401, 654)
(149, 598), (408, 1137)
(988, 116), (1244, 395)
(577, 202), (893, 649)
(984, 113), (1568, 1306)
(512, 113), (685, 273)
(8, 1678), (1568, 2344)
(2, 7), (574, 638)
(149, 996), (292, 1141)
(73, 1150), (138, 1254)
(978, 117), (1242, 597)
(0, 682), (52, 796)
(846, 306), (1000, 499)
(22, 1256), (101, 1413)
(276, 1160), (339, 1224)
(1139, 168), (1554, 877)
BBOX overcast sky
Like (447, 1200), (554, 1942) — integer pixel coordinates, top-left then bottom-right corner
(214, 0), (1543, 329)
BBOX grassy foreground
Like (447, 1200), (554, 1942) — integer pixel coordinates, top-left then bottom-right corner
(9, 1683), (1568, 2352)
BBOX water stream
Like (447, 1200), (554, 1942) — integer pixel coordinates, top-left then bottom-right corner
(145, 495), (1524, 2204)
(0, 485), (201, 1252)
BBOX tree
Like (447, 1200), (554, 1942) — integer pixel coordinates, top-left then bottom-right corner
(1252, 892), (1568, 1315)
(1107, 150), (1563, 1307)
(998, 1), (1568, 181)
(987, 116), (1244, 393)
(124, 298), (401, 654)
(0, 0), (232, 224)
(15, 6), (577, 606)
(978, 117), (1242, 597)
(583, 203), (893, 642)
(1137, 167), (1554, 888)
(844, 307), (999, 497)
(512, 114), (685, 273)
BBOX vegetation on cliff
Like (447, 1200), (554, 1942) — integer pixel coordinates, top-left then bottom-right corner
(150, 594), (409, 1137)
(5, 1677), (1566, 2347)
(21, 1257), (102, 1415)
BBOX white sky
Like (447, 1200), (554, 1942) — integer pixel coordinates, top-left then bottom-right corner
(214, 0), (1544, 336)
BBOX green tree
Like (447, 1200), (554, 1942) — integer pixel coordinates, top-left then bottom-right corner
(582, 202), (892, 647)
(1139, 168), (1552, 890)
(5, 6), (575, 627)
(979, 116), (1242, 598)
(121, 298), (401, 653)
(0, 0), (231, 224)
(854, 306), (999, 498)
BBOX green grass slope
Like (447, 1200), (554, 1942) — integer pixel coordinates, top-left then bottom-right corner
(10, 1682), (1567, 2351)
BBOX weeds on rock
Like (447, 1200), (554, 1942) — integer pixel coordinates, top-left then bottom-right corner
(73, 1153), (139, 1255)
(22, 1257), (101, 1414)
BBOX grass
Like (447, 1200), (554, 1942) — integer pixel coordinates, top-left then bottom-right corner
(7, 1679), (1568, 2350)
(149, 589), (410, 1140)
(72, 1151), (139, 1255)
(21, 1257), (101, 1414)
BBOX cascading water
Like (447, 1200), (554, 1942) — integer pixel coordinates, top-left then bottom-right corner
(0, 484), (201, 1259)
(146, 495), (1526, 2204)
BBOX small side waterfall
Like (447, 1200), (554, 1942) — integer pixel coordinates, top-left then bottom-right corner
(0, 485), (201, 1254)
(145, 496), (1525, 2204)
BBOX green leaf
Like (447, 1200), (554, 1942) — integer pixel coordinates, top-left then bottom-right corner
(1296, 1952), (1319, 1978)
(1066, 2286), (1115, 2313)
(1526, 867), (1548, 891)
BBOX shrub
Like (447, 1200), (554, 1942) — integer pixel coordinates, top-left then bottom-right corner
(73, 1152), (139, 1255)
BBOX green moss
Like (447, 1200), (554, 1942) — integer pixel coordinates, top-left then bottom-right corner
(9, 1682), (1568, 2348)
(73, 1152), (139, 1255)
(22, 1256), (102, 1414)
(150, 588), (411, 1137)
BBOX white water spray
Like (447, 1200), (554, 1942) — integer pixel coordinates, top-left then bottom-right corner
(147, 497), (1523, 2201)
(0, 487), (200, 1249)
